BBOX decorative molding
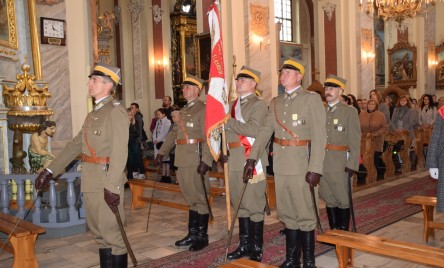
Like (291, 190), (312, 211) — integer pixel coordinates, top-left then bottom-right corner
(36, 0), (64, 5)
(128, 0), (144, 23)
(361, 28), (372, 51)
(150, 5), (164, 24)
(322, 2), (336, 22)
(0, 48), (16, 56)
(250, 4), (269, 36)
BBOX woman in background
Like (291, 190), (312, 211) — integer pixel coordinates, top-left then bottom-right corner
(153, 108), (172, 183)
(126, 108), (142, 180)
(359, 99), (388, 179)
(419, 94), (438, 129)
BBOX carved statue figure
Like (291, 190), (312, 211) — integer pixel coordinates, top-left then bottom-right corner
(28, 120), (56, 173)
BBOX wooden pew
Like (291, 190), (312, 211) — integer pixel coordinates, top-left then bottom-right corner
(360, 135), (377, 184)
(317, 229), (444, 268)
(413, 128), (425, 169)
(405, 196), (444, 242)
(0, 213), (45, 268)
(381, 133), (397, 178)
(129, 179), (225, 211)
(219, 258), (277, 267)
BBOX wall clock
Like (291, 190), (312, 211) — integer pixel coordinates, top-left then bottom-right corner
(40, 17), (66, 46)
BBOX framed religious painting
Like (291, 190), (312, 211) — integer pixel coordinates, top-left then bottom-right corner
(0, 0), (18, 49)
(436, 42), (444, 89)
(387, 41), (417, 90)
(195, 32), (210, 93)
(280, 41), (303, 65)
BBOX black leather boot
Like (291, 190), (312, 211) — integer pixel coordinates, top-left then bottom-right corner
(249, 220), (264, 262)
(227, 217), (251, 260)
(279, 228), (301, 268)
(175, 210), (198, 247)
(111, 253), (127, 268)
(301, 230), (315, 268)
(99, 248), (112, 268)
(189, 213), (209, 251)
(326, 207), (339, 230)
(337, 208), (351, 231)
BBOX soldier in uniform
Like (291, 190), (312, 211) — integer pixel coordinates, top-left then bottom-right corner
(155, 75), (213, 251)
(321, 75), (361, 231)
(35, 63), (129, 267)
(223, 66), (268, 262)
(244, 58), (326, 268)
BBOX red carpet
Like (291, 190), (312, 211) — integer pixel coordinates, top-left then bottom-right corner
(140, 173), (436, 268)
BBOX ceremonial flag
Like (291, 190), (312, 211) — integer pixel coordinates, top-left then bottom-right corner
(205, 1), (229, 161)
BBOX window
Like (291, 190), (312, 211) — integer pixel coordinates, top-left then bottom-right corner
(275, 0), (293, 42)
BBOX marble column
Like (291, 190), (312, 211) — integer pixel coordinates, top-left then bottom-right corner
(128, 0), (144, 101)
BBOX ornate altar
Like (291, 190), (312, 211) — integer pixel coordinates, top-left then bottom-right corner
(170, 0), (197, 107)
(2, 63), (53, 173)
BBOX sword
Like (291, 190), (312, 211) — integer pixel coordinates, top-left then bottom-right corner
(201, 174), (214, 221)
(347, 171), (357, 232)
(198, 142), (214, 221)
(115, 209), (138, 267)
(224, 180), (248, 263)
(264, 191), (271, 216)
(309, 185), (323, 234)
(146, 166), (161, 232)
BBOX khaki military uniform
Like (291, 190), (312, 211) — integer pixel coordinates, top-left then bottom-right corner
(48, 95), (129, 254)
(225, 94), (268, 222)
(158, 99), (212, 214)
(249, 88), (326, 231)
(320, 102), (361, 208)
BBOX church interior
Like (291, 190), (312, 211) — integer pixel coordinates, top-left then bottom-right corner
(1, 0), (444, 267)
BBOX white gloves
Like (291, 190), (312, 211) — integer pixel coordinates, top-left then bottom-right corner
(429, 168), (439, 180)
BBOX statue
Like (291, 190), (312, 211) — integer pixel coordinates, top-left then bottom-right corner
(28, 120), (56, 173)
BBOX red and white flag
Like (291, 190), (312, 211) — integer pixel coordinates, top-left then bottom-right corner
(205, 1), (229, 161)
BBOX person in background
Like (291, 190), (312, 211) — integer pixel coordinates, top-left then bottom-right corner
(432, 94), (438, 105)
(244, 58), (326, 268)
(359, 99), (389, 179)
(321, 75), (361, 231)
(153, 108), (172, 183)
(419, 94), (438, 129)
(369, 89), (390, 123)
(126, 108), (143, 180)
(389, 95), (420, 171)
(347, 93), (361, 114)
(340, 95), (349, 105)
(149, 111), (157, 136)
(361, 98), (368, 111)
(130, 102), (147, 179)
(34, 63), (129, 267)
(438, 96), (444, 109)
(163, 95), (174, 121)
(411, 98), (419, 112)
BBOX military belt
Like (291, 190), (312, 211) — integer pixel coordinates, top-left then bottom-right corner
(176, 138), (204, 145)
(81, 154), (110, 164)
(273, 137), (310, 146)
(325, 144), (349, 151)
(227, 142), (242, 149)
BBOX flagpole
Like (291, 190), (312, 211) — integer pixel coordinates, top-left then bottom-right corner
(221, 125), (231, 231)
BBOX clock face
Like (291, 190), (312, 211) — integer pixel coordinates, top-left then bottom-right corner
(43, 19), (64, 39)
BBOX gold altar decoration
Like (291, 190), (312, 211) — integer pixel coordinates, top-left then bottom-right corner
(2, 62), (53, 173)
(359, 0), (443, 24)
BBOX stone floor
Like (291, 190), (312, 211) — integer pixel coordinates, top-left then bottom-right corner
(0, 170), (443, 268)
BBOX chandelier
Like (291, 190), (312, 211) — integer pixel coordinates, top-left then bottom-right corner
(359, 0), (443, 24)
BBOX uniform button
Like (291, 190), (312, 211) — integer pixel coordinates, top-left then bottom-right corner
(285, 104), (288, 107)
(284, 112), (287, 115)
(283, 120), (285, 123)
(117, 186), (120, 189)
